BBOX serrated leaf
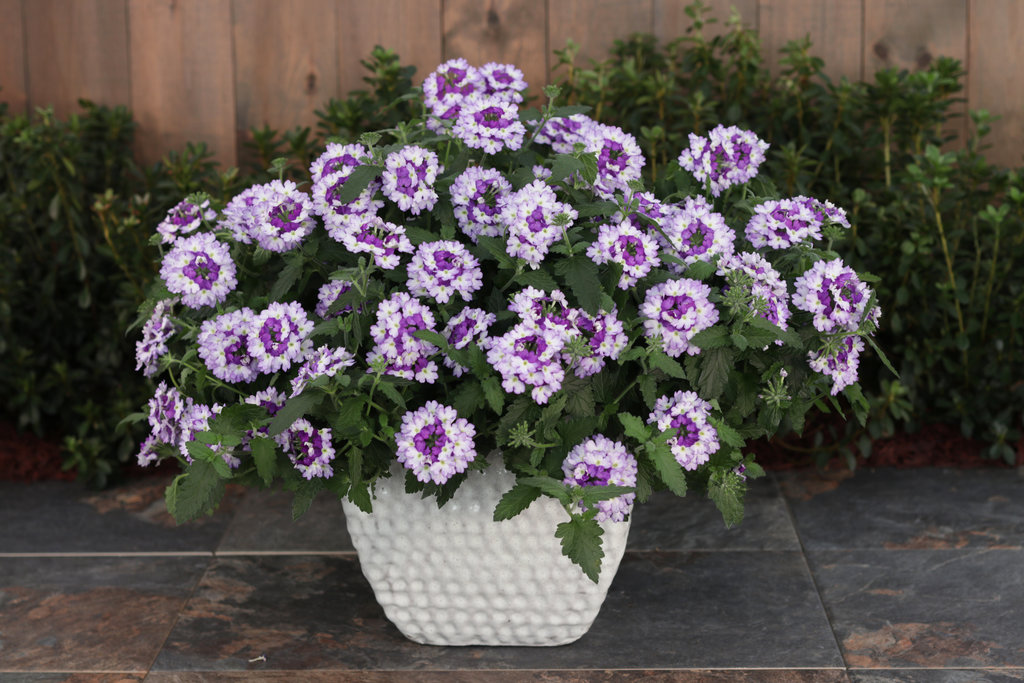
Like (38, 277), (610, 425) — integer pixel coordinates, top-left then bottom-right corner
(566, 384), (595, 417)
(376, 381), (407, 410)
(639, 374), (659, 409)
(576, 152), (599, 185)
(698, 347), (734, 400)
(617, 412), (650, 442)
(208, 404), (267, 435)
(291, 479), (324, 520)
(481, 376), (506, 414)
(165, 460), (225, 524)
(476, 235), (517, 269)
(708, 469), (746, 527)
(250, 436), (277, 486)
(270, 254), (303, 301)
(747, 316), (802, 348)
(865, 335), (900, 379)
(335, 164), (383, 204)
(330, 396), (367, 437)
(555, 254), (602, 315)
(555, 516), (604, 583)
(709, 417), (745, 448)
(411, 329), (447, 351)
(688, 325), (730, 350)
(549, 154), (585, 183)
(578, 483), (634, 505)
(268, 392), (321, 437)
(683, 260), (716, 280)
(647, 440), (688, 497)
(731, 332), (748, 351)
(649, 349), (687, 379)
(519, 476), (572, 504)
(452, 380), (485, 418)
(515, 268), (559, 292)
(493, 482), (543, 521)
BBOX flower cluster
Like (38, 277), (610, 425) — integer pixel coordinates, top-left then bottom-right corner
(278, 419), (335, 479)
(395, 401), (477, 485)
(809, 335), (865, 395)
(657, 196), (735, 271)
(136, 299), (177, 377)
(159, 232), (237, 309)
(156, 198), (216, 244)
(249, 180), (317, 252)
(641, 278), (719, 357)
(290, 346), (356, 397)
(648, 391), (720, 470)
(442, 307), (495, 376)
(334, 216), (414, 270)
(718, 252), (791, 332)
(382, 146), (441, 215)
(587, 220), (661, 288)
(679, 124), (768, 197)
(450, 166), (512, 242)
(453, 95), (526, 154)
(367, 291), (439, 383)
(746, 196), (832, 249)
(534, 113), (591, 153)
(562, 435), (638, 522)
(500, 180), (578, 268)
(248, 302), (314, 374)
(310, 143), (383, 235)
(407, 240), (483, 303)
(793, 258), (880, 334)
(584, 121), (645, 198)
(422, 58), (485, 129)
(197, 307), (258, 383)
(316, 280), (355, 318)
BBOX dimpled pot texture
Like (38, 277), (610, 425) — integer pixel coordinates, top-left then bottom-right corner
(342, 463), (631, 646)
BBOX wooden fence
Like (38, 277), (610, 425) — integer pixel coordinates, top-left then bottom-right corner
(1, 0), (1021, 168)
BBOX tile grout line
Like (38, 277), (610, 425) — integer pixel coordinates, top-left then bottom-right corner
(0, 551), (214, 558)
(141, 553), (217, 680)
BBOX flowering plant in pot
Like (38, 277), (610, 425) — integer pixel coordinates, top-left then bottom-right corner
(128, 58), (883, 641)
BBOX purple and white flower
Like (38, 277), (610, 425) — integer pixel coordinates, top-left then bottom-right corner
(367, 291), (439, 383)
(657, 197), (735, 271)
(315, 279), (355, 318)
(679, 125), (769, 197)
(613, 191), (671, 232)
(242, 387), (287, 447)
(197, 307), (259, 383)
(450, 166), (512, 242)
(218, 186), (259, 244)
(453, 94), (527, 154)
(442, 306), (495, 376)
(718, 252), (791, 333)
(746, 196), (826, 249)
(499, 180), (578, 268)
(310, 143), (383, 235)
(587, 220), (661, 289)
(793, 258), (880, 334)
(159, 232), (237, 309)
(508, 287), (577, 342)
(156, 198), (216, 244)
(278, 418), (335, 480)
(407, 240), (483, 303)
(333, 215), (413, 270)
(290, 346), (356, 397)
(395, 401), (477, 485)
(422, 58), (484, 130)
(562, 435), (637, 522)
(583, 121), (645, 198)
(486, 322), (566, 404)
(247, 301), (314, 374)
(249, 180), (316, 252)
(381, 146), (441, 215)
(567, 308), (628, 378)
(136, 298), (177, 377)
(479, 62), (527, 103)
(136, 434), (160, 467)
(647, 391), (720, 471)
(809, 335), (865, 395)
(534, 114), (592, 154)
(147, 381), (183, 445)
(178, 400), (237, 469)
(641, 278), (719, 357)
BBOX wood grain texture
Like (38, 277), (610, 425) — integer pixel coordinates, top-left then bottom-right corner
(758, 0), (863, 82)
(128, 0), (236, 167)
(337, 1), (443, 94)
(654, 0), (758, 44)
(444, 0), (547, 94)
(968, 0), (1024, 166)
(548, 0), (654, 65)
(23, 0), (130, 116)
(864, 0), (966, 73)
(232, 0), (338, 148)
(0, 0), (27, 113)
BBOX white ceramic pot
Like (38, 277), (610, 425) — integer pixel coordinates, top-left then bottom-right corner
(342, 462), (631, 646)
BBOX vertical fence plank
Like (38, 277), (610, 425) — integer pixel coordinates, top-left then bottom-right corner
(548, 0), (654, 70)
(758, 0), (863, 82)
(654, 0), (758, 44)
(444, 0), (548, 95)
(128, 0), (236, 168)
(968, 0), (1023, 166)
(0, 0), (26, 114)
(337, 1), (443, 95)
(232, 0), (338, 154)
(23, 0), (130, 116)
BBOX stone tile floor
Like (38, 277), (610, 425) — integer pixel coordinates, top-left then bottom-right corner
(1, 468), (1023, 681)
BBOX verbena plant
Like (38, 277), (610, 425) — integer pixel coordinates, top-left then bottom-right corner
(127, 58), (881, 580)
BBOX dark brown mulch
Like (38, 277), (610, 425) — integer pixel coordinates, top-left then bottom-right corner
(0, 420), (75, 482)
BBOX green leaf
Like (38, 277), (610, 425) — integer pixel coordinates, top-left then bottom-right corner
(476, 236), (516, 268)
(518, 476), (571, 504)
(689, 325), (730, 350)
(270, 253), (303, 301)
(452, 380), (485, 418)
(481, 376), (506, 414)
(698, 348), (734, 400)
(617, 412), (650, 442)
(376, 381), (407, 410)
(330, 396), (367, 438)
(576, 152), (599, 185)
(555, 254), (603, 315)
(250, 436), (278, 486)
(550, 104), (592, 117)
(208, 404), (267, 435)
(578, 484), (634, 505)
(411, 329), (448, 351)
(647, 439), (688, 497)
(291, 479), (324, 520)
(649, 349), (687, 379)
(515, 268), (559, 292)
(747, 316), (802, 348)
(683, 260), (716, 280)
(708, 469), (747, 527)
(548, 154), (585, 183)
(335, 164), (383, 204)
(555, 516), (604, 583)
(865, 335), (900, 379)
(565, 384), (596, 417)
(165, 460), (225, 524)
(268, 392), (321, 437)
(493, 482), (543, 521)
(709, 417), (745, 448)
(730, 332), (748, 351)
(639, 374), (658, 409)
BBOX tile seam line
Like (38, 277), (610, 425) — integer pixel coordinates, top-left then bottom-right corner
(0, 552), (214, 558)
(142, 554), (216, 678)
(137, 667), (854, 674)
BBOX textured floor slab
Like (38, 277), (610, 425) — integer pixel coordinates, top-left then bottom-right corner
(145, 670), (851, 682)
(780, 469), (1024, 550)
(152, 550), (840, 672)
(217, 488), (352, 553)
(0, 675), (144, 682)
(809, 549), (1024, 668)
(849, 671), (1024, 682)
(0, 478), (239, 554)
(0, 556), (209, 672)
(629, 477), (801, 551)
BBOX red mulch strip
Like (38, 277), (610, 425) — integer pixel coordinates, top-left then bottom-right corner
(0, 420), (75, 482)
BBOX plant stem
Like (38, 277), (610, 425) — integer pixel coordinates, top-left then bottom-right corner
(980, 217), (1002, 341)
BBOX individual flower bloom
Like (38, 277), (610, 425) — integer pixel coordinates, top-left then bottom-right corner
(499, 179), (578, 269)
(641, 278), (719, 358)
(678, 124), (769, 197)
(315, 279), (357, 319)
(586, 220), (661, 289)
(136, 434), (160, 467)
(793, 258), (881, 334)
(534, 113), (593, 154)
(249, 179), (316, 253)
(310, 142), (384, 228)
(159, 232), (237, 309)
(808, 335), (865, 395)
(290, 346), (356, 397)
(532, 164), (554, 183)
(567, 308), (628, 378)
(449, 166), (512, 243)
(422, 58), (484, 111)
(479, 62), (527, 102)
(452, 94), (527, 154)
(508, 287), (577, 341)
(657, 197), (735, 272)
(647, 391), (720, 471)
(717, 251), (791, 333)
(817, 199), (851, 228)
(135, 298), (177, 377)
(442, 306), (496, 376)
(197, 307), (259, 383)
(745, 196), (825, 249)
(242, 387), (287, 447)
(562, 435), (637, 522)
(485, 322), (566, 404)
(367, 291), (439, 383)
(396, 401), (477, 485)
(381, 146), (441, 215)
(407, 240), (483, 303)
(332, 215), (414, 270)
(217, 186), (260, 244)
(613, 191), (670, 232)
(277, 418), (335, 480)
(247, 301), (314, 374)
(582, 120), (645, 198)
(178, 400), (238, 469)
(147, 381), (183, 445)
(156, 198), (217, 244)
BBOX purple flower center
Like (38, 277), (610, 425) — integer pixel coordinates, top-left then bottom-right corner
(618, 235), (647, 266)
(660, 295), (696, 329)
(448, 318), (476, 346)
(474, 106), (507, 129)
(224, 338), (248, 366)
(293, 429), (323, 467)
(269, 198), (303, 234)
(323, 154), (360, 176)
(259, 318), (294, 357)
(572, 463), (612, 487)
(414, 419), (448, 459)
(184, 252), (220, 290)
(681, 222), (713, 254)
(436, 68), (472, 97)
(598, 141), (627, 173)
(171, 204), (199, 226)
(432, 249), (458, 271)
(819, 272), (861, 315)
(526, 206), (548, 233)
(513, 334), (546, 362)
(670, 414), (700, 447)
